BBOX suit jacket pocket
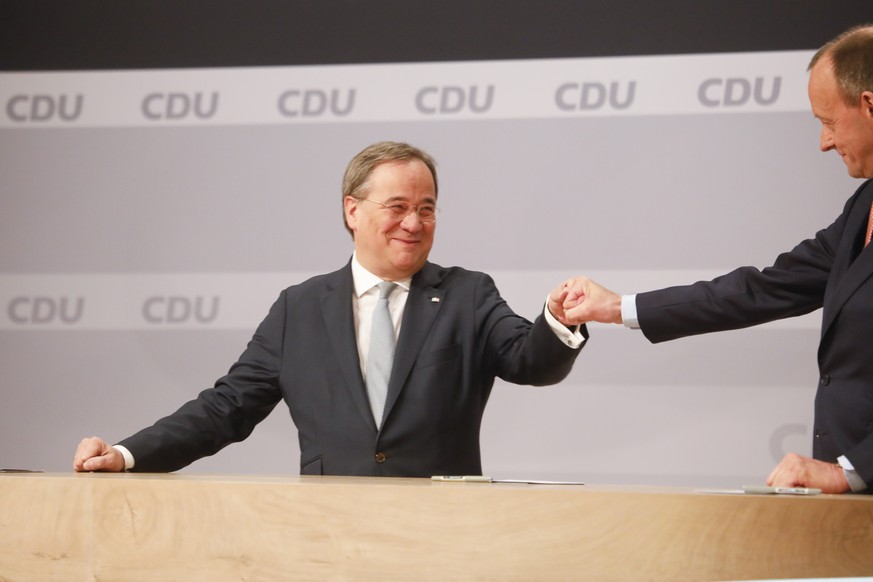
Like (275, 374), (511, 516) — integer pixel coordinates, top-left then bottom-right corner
(415, 344), (462, 369)
(300, 455), (323, 475)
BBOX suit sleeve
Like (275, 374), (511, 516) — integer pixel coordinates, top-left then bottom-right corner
(846, 438), (873, 488)
(117, 291), (287, 472)
(636, 216), (844, 343)
(475, 273), (586, 386)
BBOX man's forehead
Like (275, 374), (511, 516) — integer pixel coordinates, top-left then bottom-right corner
(809, 59), (834, 88)
(382, 194), (437, 203)
(373, 158), (426, 172)
(370, 160), (435, 188)
(809, 62), (839, 106)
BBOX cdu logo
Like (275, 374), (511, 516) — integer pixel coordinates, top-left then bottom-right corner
(142, 92), (220, 120)
(415, 85), (495, 115)
(698, 77), (782, 107)
(7, 296), (85, 324)
(278, 89), (356, 117)
(6, 94), (84, 122)
(555, 82), (636, 111)
(142, 296), (220, 324)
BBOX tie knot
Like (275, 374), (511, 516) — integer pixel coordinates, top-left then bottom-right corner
(376, 281), (397, 299)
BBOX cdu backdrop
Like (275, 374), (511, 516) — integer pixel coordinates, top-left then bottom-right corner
(0, 2), (868, 486)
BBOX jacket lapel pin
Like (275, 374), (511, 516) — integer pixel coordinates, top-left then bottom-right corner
(431, 297), (440, 303)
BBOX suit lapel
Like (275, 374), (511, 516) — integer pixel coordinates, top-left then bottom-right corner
(821, 187), (873, 340)
(319, 262), (376, 432)
(382, 262), (445, 425)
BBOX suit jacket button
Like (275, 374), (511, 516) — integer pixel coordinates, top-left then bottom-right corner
(820, 374), (830, 386)
(375, 452), (387, 463)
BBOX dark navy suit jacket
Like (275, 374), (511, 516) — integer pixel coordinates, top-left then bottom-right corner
(120, 260), (585, 476)
(636, 179), (873, 485)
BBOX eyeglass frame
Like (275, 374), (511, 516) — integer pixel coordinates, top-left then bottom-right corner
(357, 197), (440, 224)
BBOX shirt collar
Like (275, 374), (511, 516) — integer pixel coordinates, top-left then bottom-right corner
(351, 252), (412, 298)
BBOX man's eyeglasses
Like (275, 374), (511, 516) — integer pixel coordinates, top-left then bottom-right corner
(360, 198), (439, 224)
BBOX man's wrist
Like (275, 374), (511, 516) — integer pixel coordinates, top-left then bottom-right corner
(621, 294), (640, 329)
(543, 299), (585, 349)
(837, 455), (867, 492)
(114, 444), (134, 471)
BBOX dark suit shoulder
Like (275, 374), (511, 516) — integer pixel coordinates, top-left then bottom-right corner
(841, 178), (873, 214)
(278, 263), (350, 298)
(414, 261), (493, 289)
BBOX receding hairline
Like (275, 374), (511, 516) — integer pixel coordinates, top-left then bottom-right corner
(807, 24), (873, 105)
(808, 24), (873, 70)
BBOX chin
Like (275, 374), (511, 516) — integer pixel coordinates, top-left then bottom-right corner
(393, 260), (426, 277)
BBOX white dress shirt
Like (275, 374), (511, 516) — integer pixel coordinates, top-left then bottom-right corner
(351, 254), (411, 382)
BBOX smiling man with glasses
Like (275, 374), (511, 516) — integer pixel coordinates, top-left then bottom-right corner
(74, 141), (588, 478)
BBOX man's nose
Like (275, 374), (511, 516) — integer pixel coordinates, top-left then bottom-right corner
(820, 126), (834, 152)
(400, 210), (423, 231)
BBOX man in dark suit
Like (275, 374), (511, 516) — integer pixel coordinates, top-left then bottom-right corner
(74, 141), (587, 477)
(557, 25), (873, 493)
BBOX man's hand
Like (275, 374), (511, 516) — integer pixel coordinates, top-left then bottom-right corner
(555, 276), (623, 326)
(73, 436), (124, 472)
(547, 281), (574, 325)
(766, 452), (850, 494)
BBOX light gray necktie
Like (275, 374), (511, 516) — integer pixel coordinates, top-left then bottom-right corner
(366, 281), (397, 429)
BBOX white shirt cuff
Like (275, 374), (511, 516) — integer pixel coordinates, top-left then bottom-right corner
(837, 455), (867, 492)
(543, 298), (586, 349)
(114, 445), (135, 471)
(621, 294), (640, 329)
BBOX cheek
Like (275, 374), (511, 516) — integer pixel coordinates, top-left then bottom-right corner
(861, 132), (873, 155)
(381, 223), (399, 239)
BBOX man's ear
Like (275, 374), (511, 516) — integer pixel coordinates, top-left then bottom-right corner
(343, 196), (359, 232)
(862, 91), (873, 118)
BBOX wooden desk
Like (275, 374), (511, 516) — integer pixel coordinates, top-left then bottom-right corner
(1, 473), (871, 580)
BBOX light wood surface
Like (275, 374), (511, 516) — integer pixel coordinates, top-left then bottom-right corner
(1, 472), (872, 581)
